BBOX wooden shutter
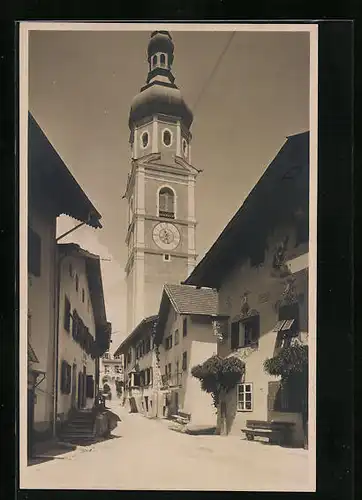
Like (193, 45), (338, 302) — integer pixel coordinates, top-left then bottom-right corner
(60, 361), (66, 393)
(72, 310), (78, 340)
(66, 363), (72, 394)
(64, 296), (71, 332)
(231, 321), (239, 350)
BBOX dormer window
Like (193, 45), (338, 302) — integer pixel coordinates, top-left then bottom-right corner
(158, 187), (175, 219)
(152, 54), (157, 68)
(160, 53), (166, 67)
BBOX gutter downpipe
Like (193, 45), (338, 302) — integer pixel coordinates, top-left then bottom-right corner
(52, 219), (90, 438)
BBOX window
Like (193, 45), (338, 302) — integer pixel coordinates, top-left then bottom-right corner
(165, 362), (172, 379)
(174, 329), (179, 345)
(152, 54), (157, 67)
(141, 131), (149, 148)
(158, 187), (175, 219)
(60, 361), (71, 395)
(72, 310), (79, 340)
(231, 315), (260, 350)
(237, 383), (253, 411)
(162, 129), (172, 147)
(163, 254), (171, 262)
(75, 274), (79, 292)
(183, 318), (188, 337)
(115, 365), (121, 374)
(160, 53), (166, 66)
(274, 303), (300, 350)
(28, 226), (41, 277)
(63, 295), (71, 332)
(82, 288), (85, 303)
(165, 335), (173, 350)
(182, 351), (187, 371)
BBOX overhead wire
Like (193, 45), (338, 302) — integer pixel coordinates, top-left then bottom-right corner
(191, 31), (236, 113)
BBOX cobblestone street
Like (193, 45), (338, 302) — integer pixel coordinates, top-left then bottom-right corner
(22, 402), (313, 491)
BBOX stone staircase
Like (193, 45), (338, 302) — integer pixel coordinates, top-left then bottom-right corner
(59, 409), (97, 445)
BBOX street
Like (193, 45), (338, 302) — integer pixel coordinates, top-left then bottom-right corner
(22, 403), (312, 491)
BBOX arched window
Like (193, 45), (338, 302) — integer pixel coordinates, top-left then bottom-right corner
(160, 53), (166, 67)
(158, 187), (175, 219)
(152, 55), (157, 68)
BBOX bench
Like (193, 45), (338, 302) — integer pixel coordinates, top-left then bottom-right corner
(171, 411), (191, 425)
(241, 420), (295, 445)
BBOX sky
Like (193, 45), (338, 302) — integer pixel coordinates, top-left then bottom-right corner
(28, 26), (310, 350)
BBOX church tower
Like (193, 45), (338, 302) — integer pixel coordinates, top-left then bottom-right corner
(124, 31), (200, 332)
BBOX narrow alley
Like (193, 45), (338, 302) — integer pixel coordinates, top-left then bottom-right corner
(22, 403), (311, 491)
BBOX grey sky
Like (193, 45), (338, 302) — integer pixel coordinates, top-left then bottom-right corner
(28, 28), (310, 347)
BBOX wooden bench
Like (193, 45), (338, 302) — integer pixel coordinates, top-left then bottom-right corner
(241, 420), (295, 445)
(171, 411), (191, 425)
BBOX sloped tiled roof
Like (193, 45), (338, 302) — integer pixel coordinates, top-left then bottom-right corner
(164, 283), (219, 316)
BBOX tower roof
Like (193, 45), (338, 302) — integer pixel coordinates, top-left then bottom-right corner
(128, 31), (193, 130)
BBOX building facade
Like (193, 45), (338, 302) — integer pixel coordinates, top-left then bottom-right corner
(124, 30), (200, 332)
(100, 351), (124, 400)
(185, 132), (309, 446)
(27, 113), (103, 451)
(56, 243), (111, 428)
(154, 284), (228, 426)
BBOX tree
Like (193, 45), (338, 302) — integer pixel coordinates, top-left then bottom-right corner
(191, 355), (245, 435)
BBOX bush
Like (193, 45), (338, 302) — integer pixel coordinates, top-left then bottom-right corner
(191, 355), (245, 408)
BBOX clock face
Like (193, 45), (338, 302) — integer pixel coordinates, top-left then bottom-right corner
(153, 222), (181, 250)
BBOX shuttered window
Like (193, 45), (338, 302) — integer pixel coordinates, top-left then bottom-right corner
(182, 318), (188, 337)
(60, 361), (72, 394)
(63, 295), (71, 332)
(28, 226), (41, 277)
(182, 351), (187, 371)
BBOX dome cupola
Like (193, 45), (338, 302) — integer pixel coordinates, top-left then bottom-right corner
(128, 31), (193, 131)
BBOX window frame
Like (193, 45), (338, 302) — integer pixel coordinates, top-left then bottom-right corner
(237, 383), (253, 412)
(157, 185), (176, 219)
(63, 295), (71, 333)
(174, 329), (179, 345)
(230, 315), (260, 350)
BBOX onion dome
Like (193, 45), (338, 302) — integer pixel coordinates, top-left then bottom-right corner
(129, 31), (193, 130)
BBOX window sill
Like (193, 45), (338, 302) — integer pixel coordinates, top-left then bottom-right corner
(237, 408), (253, 412)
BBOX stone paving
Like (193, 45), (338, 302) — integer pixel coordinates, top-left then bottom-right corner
(21, 402), (314, 491)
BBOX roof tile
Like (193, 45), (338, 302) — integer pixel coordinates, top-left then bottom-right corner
(164, 283), (219, 316)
